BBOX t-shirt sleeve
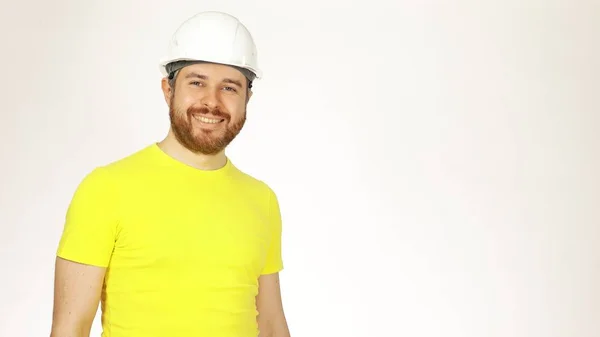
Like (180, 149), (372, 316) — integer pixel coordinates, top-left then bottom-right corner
(261, 187), (284, 275)
(56, 167), (119, 268)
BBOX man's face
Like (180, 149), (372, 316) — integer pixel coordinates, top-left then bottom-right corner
(163, 63), (251, 155)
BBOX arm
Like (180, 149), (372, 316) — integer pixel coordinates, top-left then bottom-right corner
(256, 273), (290, 337)
(50, 167), (118, 336)
(50, 257), (106, 337)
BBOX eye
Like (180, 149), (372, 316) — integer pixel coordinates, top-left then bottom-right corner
(223, 86), (238, 93)
(190, 81), (202, 86)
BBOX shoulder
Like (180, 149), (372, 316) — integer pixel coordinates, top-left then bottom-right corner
(230, 163), (278, 199)
(80, 144), (157, 182)
(102, 144), (157, 174)
(67, 145), (156, 202)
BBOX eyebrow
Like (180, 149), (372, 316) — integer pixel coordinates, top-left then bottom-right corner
(185, 72), (243, 89)
(222, 78), (243, 88)
(185, 72), (208, 80)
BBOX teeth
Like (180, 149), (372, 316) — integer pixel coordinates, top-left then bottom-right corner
(193, 115), (221, 124)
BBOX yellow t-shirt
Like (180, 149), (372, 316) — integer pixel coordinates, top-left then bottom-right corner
(56, 144), (284, 337)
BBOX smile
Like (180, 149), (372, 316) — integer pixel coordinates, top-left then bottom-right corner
(192, 115), (224, 124)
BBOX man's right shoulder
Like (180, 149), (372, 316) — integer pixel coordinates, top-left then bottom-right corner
(78, 144), (157, 185)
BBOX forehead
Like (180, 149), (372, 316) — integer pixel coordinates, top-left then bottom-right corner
(178, 62), (246, 82)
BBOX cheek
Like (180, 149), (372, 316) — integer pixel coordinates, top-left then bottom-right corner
(223, 98), (246, 119)
(180, 96), (197, 110)
(171, 89), (196, 106)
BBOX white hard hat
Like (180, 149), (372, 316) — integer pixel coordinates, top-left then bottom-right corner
(159, 11), (261, 80)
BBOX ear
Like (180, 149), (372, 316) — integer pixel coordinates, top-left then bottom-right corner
(246, 89), (253, 103)
(161, 77), (172, 106)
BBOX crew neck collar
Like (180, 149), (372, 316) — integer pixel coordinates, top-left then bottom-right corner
(149, 142), (234, 176)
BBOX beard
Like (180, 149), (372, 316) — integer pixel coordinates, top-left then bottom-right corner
(169, 98), (246, 155)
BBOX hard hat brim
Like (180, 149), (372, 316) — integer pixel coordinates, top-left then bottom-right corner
(158, 57), (262, 80)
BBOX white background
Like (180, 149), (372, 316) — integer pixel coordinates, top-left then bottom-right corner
(1, 1), (598, 336)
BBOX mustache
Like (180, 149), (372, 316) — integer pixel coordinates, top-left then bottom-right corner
(187, 105), (230, 120)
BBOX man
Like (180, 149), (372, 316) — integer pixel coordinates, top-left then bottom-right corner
(50, 11), (291, 337)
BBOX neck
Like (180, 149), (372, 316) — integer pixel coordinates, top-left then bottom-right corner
(157, 131), (227, 171)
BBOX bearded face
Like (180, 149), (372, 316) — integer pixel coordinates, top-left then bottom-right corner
(169, 99), (246, 155)
(165, 63), (250, 155)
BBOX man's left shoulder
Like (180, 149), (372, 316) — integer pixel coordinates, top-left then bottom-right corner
(231, 165), (277, 197)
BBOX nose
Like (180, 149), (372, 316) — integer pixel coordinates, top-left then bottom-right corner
(200, 87), (219, 109)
